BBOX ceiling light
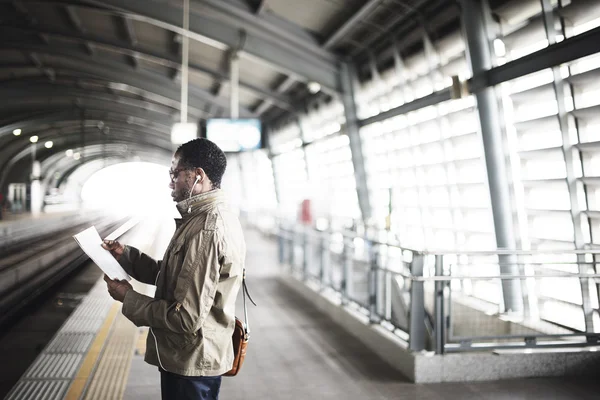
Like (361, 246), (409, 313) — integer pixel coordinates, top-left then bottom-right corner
(65, 149), (73, 157)
(307, 81), (321, 94)
(493, 39), (506, 57)
(45, 141), (53, 149)
(73, 152), (81, 160)
(13, 129), (21, 136)
(30, 135), (39, 143)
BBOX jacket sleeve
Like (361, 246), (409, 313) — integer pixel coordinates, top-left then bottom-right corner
(121, 230), (220, 333)
(118, 245), (161, 285)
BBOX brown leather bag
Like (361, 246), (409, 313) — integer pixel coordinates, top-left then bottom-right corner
(223, 318), (248, 376)
(223, 270), (255, 377)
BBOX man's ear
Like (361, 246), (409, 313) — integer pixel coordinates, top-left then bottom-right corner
(195, 168), (207, 183)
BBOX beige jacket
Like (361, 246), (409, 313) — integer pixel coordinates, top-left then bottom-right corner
(119, 189), (246, 376)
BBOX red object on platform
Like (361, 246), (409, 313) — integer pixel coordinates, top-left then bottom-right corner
(300, 199), (312, 225)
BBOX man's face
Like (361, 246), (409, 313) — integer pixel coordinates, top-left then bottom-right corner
(169, 155), (194, 203)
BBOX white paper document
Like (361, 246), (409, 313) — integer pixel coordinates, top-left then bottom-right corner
(73, 226), (130, 281)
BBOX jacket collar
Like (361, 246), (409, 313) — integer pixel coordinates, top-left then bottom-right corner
(176, 189), (225, 219)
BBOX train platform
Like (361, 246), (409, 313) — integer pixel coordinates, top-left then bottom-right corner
(5, 224), (600, 400)
(0, 210), (78, 227)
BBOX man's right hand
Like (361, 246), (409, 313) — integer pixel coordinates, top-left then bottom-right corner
(102, 240), (124, 261)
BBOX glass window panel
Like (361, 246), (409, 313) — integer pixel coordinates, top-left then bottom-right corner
(529, 214), (574, 241)
(524, 186), (571, 210)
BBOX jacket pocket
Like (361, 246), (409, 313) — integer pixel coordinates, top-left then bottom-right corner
(169, 240), (186, 267)
(163, 330), (198, 349)
(161, 240), (186, 298)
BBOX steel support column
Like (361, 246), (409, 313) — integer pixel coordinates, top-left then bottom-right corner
(541, 0), (594, 332)
(409, 254), (426, 351)
(461, 0), (523, 313)
(340, 62), (372, 224)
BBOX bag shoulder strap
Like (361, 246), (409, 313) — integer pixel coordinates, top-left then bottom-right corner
(242, 268), (256, 339)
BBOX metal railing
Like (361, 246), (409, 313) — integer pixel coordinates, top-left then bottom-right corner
(277, 221), (600, 354)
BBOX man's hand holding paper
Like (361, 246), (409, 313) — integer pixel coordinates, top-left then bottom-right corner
(73, 226), (130, 281)
(101, 240), (124, 261)
(104, 274), (132, 302)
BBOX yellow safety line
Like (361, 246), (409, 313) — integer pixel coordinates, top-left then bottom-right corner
(64, 302), (120, 400)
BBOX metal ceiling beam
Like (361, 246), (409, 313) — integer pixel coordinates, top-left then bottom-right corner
(192, 0), (326, 53)
(28, 0), (342, 93)
(1, 25), (296, 111)
(1, 131), (171, 168)
(0, 106), (171, 133)
(0, 129), (169, 173)
(8, 2), (46, 43)
(255, 0), (268, 15)
(64, 5), (83, 32)
(0, 127), (169, 165)
(27, 52), (56, 81)
(40, 143), (169, 179)
(254, 100), (272, 116)
(63, 5), (95, 55)
(0, 74), (205, 119)
(122, 16), (138, 45)
(170, 32), (182, 81)
(254, 76), (296, 115)
(0, 117), (170, 170)
(3, 112), (171, 136)
(349, 0), (432, 58)
(3, 122), (168, 142)
(121, 16), (139, 67)
(37, 131), (170, 151)
(0, 135), (171, 190)
(0, 43), (256, 117)
(359, 88), (452, 127)
(1, 128), (170, 163)
(468, 25), (600, 93)
(323, 0), (384, 49)
(0, 77), (179, 113)
(356, 0), (454, 71)
(0, 85), (180, 120)
(0, 110), (169, 139)
(0, 97), (176, 128)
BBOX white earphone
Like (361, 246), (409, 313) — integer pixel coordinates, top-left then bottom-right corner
(187, 175), (202, 213)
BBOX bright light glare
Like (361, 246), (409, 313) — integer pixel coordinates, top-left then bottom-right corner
(13, 129), (21, 136)
(66, 149), (73, 157)
(81, 162), (175, 217)
(30, 135), (39, 143)
(171, 122), (197, 145)
(45, 141), (53, 148)
(73, 152), (81, 160)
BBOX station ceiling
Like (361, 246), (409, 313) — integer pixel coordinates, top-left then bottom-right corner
(0, 0), (478, 188)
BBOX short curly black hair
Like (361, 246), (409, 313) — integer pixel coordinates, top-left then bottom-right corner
(176, 138), (227, 189)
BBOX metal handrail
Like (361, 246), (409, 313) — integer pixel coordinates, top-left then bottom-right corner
(413, 273), (600, 281)
(275, 220), (600, 355)
(279, 223), (600, 257)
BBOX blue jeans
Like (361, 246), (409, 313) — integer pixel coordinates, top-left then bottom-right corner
(160, 369), (222, 400)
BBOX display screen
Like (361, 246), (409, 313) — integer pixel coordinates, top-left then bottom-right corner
(206, 119), (262, 152)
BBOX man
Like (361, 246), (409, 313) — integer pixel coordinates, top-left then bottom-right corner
(102, 138), (246, 400)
